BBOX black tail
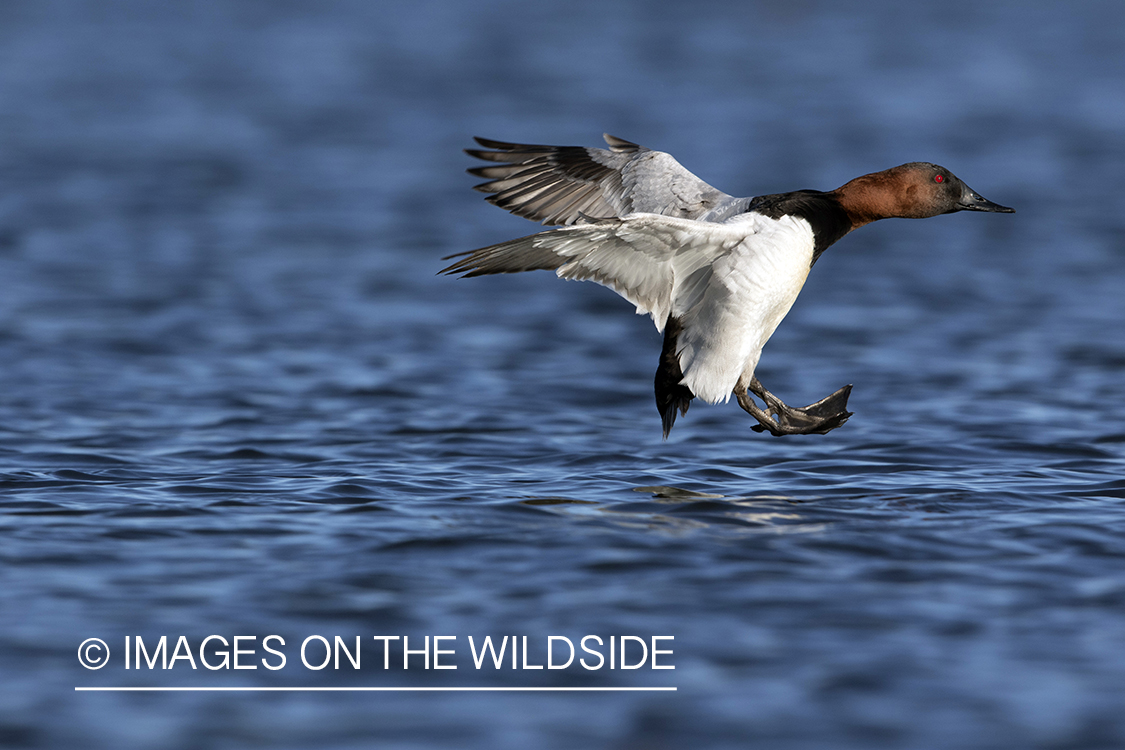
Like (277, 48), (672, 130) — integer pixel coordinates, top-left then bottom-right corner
(655, 317), (695, 439)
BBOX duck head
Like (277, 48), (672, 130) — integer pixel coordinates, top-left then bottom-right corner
(832, 162), (1014, 229)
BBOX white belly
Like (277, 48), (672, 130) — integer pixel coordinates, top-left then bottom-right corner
(674, 214), (815, 404)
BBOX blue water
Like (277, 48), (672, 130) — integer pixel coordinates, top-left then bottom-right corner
(2, 1), (1125, 748)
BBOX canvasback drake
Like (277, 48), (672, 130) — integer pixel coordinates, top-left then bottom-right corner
(443, 134), (1014, 438)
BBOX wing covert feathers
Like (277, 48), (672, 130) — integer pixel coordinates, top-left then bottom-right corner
(466, 134), (743, 226)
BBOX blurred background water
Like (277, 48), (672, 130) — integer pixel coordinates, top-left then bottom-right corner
(1, 1), (1124, 748)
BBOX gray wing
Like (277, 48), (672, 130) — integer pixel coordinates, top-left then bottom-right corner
(467, 134), (749, 226)
(441, 213), (753, 330)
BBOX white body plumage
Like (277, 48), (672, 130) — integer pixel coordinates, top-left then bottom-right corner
(530, 211), (814, 404)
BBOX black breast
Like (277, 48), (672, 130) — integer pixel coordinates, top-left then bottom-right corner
(746, 190), (852, 264)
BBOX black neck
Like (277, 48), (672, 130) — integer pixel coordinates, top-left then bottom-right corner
(747, 190), (853, 265)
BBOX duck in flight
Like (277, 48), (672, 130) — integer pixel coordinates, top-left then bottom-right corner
(443, 134), (1014, 438)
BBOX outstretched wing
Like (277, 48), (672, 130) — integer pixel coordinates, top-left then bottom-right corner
(466, 134), (748, 226)
(444, 212), (817, 404)
(442, 213), (755, 331)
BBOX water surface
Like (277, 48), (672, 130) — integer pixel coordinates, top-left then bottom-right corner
(1, 2), (1124, 748)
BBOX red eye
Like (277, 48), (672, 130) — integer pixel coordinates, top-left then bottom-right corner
(935, 174), (944, 183)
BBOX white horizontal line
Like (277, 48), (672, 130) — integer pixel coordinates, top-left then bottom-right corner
(76, 686), (676, 692)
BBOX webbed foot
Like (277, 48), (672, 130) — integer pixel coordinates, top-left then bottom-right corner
(736, 378), (853, 436)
